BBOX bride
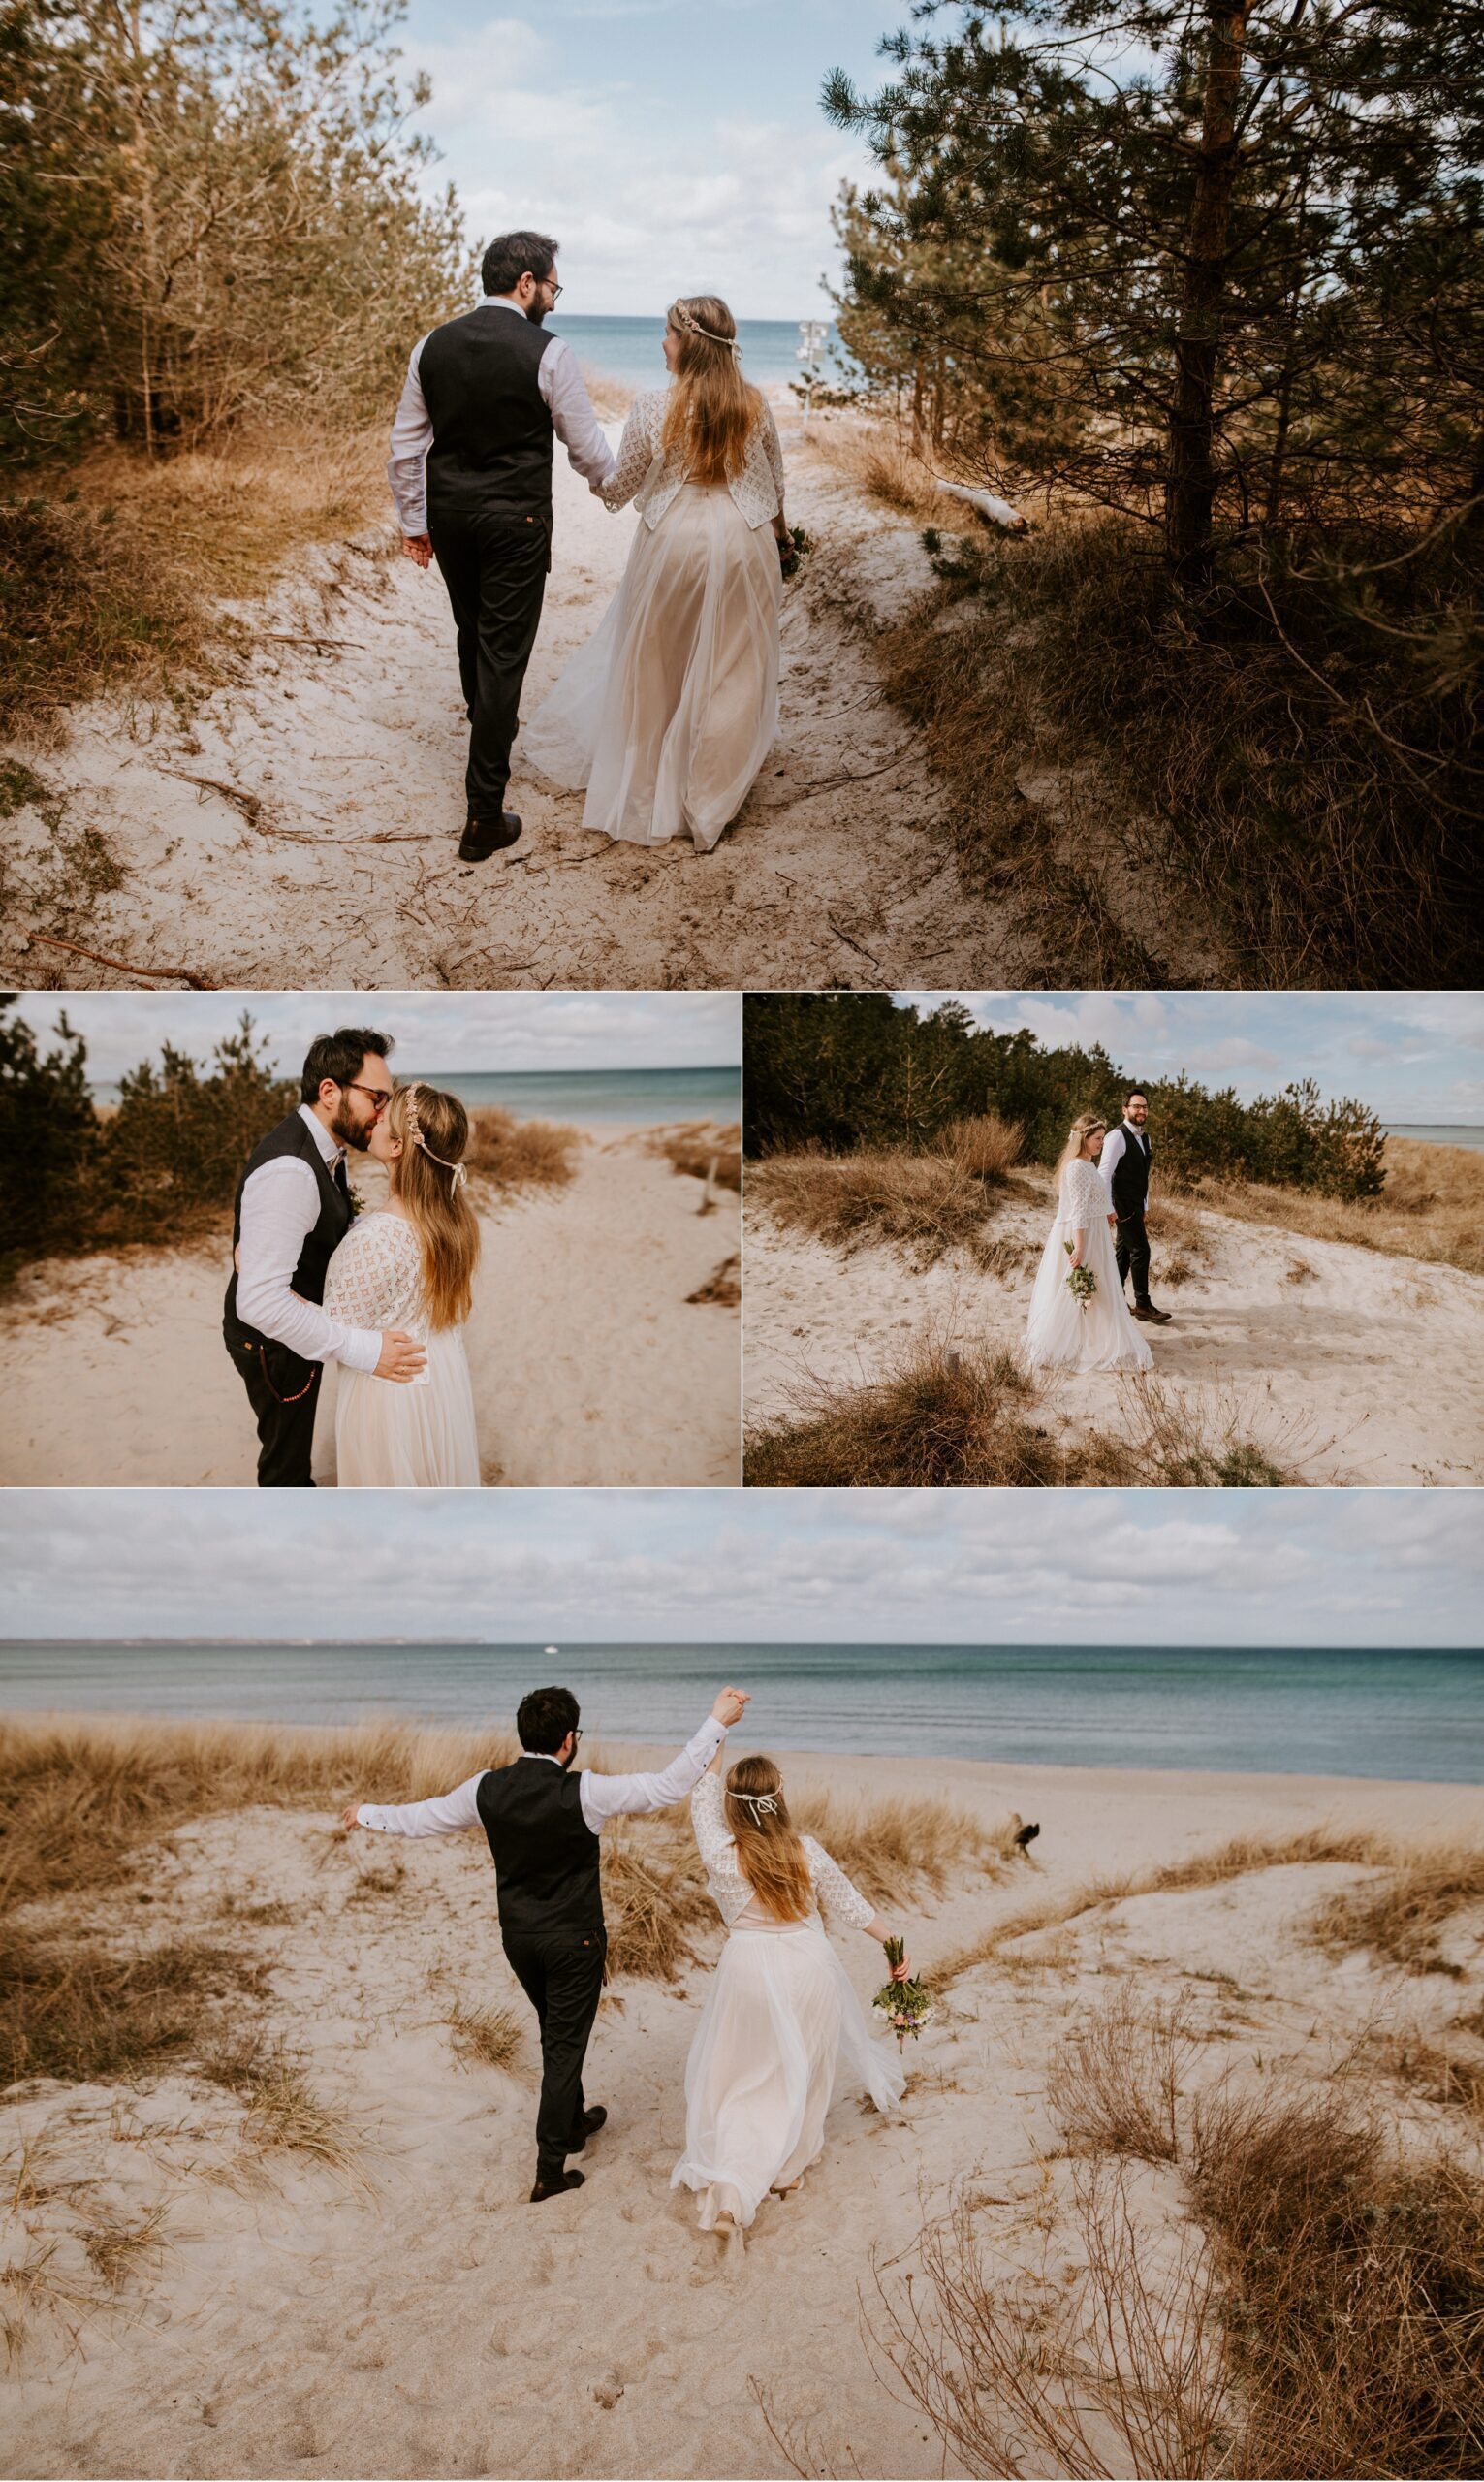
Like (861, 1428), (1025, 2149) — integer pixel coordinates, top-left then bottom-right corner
(1025, 1111), (1154, 1373)
(320, 1082), (482, 1486)
(522, 295), (792, 851)
(672, 1747), (909, 2250)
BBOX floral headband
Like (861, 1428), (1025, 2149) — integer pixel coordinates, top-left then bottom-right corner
(669, 301), (742, 363)
(403, 1082), (468, 1190)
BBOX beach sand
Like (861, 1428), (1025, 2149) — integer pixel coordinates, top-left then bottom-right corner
(0, 1736), (1479, 2479)
(0, 1125), (740, 1487)
(743, 1172), (1484, 1485)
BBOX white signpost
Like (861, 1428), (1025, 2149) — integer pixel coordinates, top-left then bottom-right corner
(797, 319), (829, 428)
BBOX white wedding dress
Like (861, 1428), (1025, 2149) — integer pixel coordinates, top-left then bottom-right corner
(319, 1210), (480, 1487)
(672, 1773), (906, 2232)
(1025, 1156), (1155, 1373)
(522, 387), (785, 850)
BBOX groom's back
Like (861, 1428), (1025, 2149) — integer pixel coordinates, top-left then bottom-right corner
(419, 306), (556, 516)
(476, 1758), (603, 1939)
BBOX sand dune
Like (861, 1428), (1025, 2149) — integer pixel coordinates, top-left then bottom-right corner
(0, 1128), (740, 1487)
(743, 1174), (1484, 1484)
(0, 1740), (1478, 2480)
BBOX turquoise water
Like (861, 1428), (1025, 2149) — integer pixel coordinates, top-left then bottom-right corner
(91, 1066), (739, 1126)
(396, 1066), (738, 1126)
(1385, 1126), (1484, 1153)
(553, 313), (849, 394)
(2, 1642), (1479, 1783)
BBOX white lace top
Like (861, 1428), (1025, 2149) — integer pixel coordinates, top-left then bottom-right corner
(600, 386), (785, 532)
(322, 1210), (429, 1336)
(690, 1773), (876, 1931)
(1058, 1158), (1113, 1225)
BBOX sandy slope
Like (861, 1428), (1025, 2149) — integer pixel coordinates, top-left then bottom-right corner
(0, 1749), (1477, 2481)
(0, 1129), (740, 1487)
(742, 1177), (1484, 1484)
(0, 412), (1050, 993)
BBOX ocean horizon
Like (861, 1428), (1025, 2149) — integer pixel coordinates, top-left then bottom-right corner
(1383, 1123), (1484, 1152)
(91, 1064), (739, 1125)
(551, 312), (850, 395)
(3, 1641), (1480, 1785)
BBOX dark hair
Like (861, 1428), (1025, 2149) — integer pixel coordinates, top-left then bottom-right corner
(517, 1685), (581, 1755)
(1125, 1089), (1148, 1106)
(300, 1028), (394, 1105)
(482, 230), (558, 297)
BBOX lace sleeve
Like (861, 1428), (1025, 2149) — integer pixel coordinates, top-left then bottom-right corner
(323, 1215), (420, 1328)
(1062, 1160), (1106, 1224)
(599, 397), (659, 512)
(691, 1771), (747, 1898)
(758, 401), (784, 508)
(805, 1838), (876, 1930)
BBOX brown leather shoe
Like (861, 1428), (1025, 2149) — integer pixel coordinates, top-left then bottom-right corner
(568, 2106), (607, 2153)
(529, 2169), (584, 2203)
(458, 811), (522, 861)
(1131, 1304), (1172, 1324)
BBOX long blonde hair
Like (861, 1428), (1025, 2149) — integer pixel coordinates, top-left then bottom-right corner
(724, 1754), (811, 1924)
(387, 1082), (480, 1330)
(1055, 1110), (1107, 1180)
(661, 295), (763, 485)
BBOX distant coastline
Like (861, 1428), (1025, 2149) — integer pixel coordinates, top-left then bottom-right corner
(88, 1064), (740, 1125)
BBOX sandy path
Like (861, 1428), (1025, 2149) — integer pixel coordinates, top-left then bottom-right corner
(0, 1131), (739, 1487)
(0, 1750), (1477, 2481)
(0, 420), (1049, 993)
(743, 1181), (1484, 1484)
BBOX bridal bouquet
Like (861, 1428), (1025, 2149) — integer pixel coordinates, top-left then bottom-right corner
(1063, 1239), (1096, 1311)
(873, 1938), (933, 2049)
(779, 524), (811, 579)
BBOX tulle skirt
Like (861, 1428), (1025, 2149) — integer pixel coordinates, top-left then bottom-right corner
(671, 1919), (906, 2231)
(1025, 1208), (1155, 1373)
(522, 483), (782, 851)
(325, 1325), (481, 1487)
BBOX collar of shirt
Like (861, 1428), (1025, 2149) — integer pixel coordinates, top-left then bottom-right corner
(297, 1101), (347, 1170)
(481, 296), (540, 322)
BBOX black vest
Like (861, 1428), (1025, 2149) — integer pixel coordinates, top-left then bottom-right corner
(1107, 1126), (1152, 1217)
(419, 303), (556, 518)
(476, 1758), (604, 1941)
(224, 1110), (351, 1338)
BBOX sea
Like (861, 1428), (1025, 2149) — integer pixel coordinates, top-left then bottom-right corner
(91, 1065), (739, 1127)
(1384, 1125), (1484, 1153)
(2, 1642), (1480, 1785)
(551, 313), (849, 396)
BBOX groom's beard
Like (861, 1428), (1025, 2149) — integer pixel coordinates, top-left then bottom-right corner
(525, 301), (548, 325)
(328, 1105), (372, 1153)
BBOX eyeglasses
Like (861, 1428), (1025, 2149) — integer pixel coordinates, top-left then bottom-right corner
(570, 1727), (583, 1747)
(541, 276), (562, 300)
(343, 1081), (392, 1112)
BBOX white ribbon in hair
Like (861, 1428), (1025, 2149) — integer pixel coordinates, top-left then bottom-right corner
(403, 1081), (469, 1188)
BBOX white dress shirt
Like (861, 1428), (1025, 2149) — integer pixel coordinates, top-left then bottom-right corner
(236, 1104), (381, 1373)
(356, 1710), (727, 1839)
(387, 298), (617, 538)
(1098, 1122), (1150, 1204)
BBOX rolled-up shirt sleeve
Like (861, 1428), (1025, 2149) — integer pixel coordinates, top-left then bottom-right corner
(579, 1714), (726, 1829)
(357, 1772), (488, 1836)
(236, 1159), (382, 1373)
(540, 336), (617, 488)
(387, 336), (434, 536)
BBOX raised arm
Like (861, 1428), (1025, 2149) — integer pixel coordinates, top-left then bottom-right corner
(598, 398), (659, 513)
(579, 1688), (748, 1828)
(689, 1768), (736, 1878)
(344, 1772), (486, 1837)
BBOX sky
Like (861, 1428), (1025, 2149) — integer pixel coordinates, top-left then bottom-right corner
(2, 1490), (1479, 1647)
(10, 991), (740, 1085)
(902, 992), (1484, 1126)
(393, 0), (910, 319)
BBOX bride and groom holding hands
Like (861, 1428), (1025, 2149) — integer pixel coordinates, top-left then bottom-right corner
(1025, 1090), (1175, 1372)
(344, 1685), (912, 2237)
(223, 1027), (483, 1489)
(387, 229), (796, 861)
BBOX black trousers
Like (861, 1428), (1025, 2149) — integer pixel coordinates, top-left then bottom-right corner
(223, 1321), (322, 1487)
(1115, 1212), (1152, 1305)
(426, 493), (551, 822)
(502, 1926), (606, 2182)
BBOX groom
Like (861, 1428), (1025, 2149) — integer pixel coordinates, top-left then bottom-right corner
(1099, 1090), (1172, 1326)
(222, 1027), (426, 1488)
(343, 1683), (750, 2202)
(387, 230), (617, 863)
